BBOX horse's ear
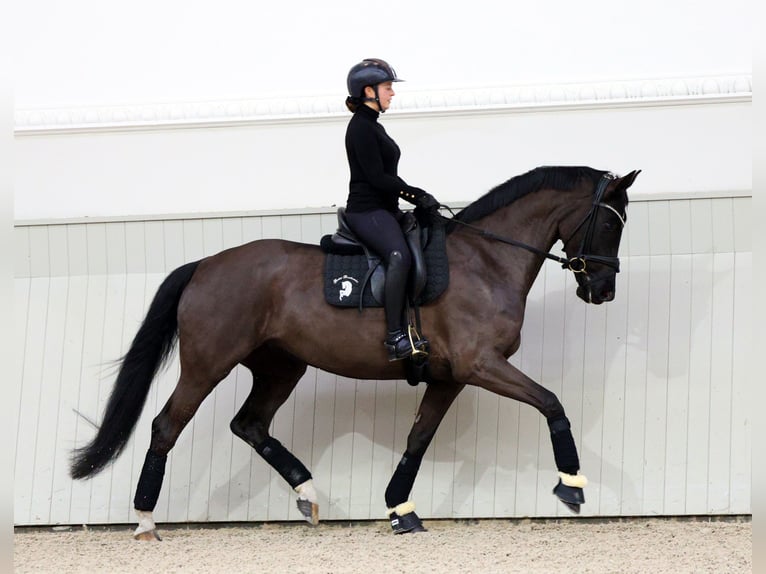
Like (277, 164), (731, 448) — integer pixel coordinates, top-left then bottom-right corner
(615, 170), (641, 191)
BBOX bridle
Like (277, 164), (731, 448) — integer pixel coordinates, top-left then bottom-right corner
(440, 173), (626, 276)
(559, 172), (625, 274)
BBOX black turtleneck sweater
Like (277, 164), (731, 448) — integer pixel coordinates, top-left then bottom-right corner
(344, 104), (426, 213)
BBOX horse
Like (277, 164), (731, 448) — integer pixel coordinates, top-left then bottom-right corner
(70, 165), (640, 540)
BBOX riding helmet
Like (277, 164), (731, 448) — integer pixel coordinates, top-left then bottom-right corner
(346, 58), (403, 98)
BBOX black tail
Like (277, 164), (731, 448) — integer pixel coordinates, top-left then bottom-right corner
(70, 260), (202, 479)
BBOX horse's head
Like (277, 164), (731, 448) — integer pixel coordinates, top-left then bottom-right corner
(560, 170), (640, 305)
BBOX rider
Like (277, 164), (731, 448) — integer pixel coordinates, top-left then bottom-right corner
(343, 58), (441, 361)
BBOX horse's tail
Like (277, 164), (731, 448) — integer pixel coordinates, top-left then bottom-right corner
(70, 260), (202, 480)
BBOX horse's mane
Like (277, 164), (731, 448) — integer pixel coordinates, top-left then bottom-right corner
(447, 166), (606, 233)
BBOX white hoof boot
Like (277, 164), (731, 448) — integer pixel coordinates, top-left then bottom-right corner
(133, 510), (162, 541)
(295, 480), (319, 526)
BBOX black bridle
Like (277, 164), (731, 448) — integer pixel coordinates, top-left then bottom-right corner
(440, 173), (626, 275)
(559, 172), (625, 274)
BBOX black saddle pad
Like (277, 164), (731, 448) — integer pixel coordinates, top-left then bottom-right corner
(323, 222), (449, 309)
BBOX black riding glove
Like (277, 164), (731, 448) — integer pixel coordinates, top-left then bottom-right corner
(412, 192), (441, 227)
(416, 192), (440, 213)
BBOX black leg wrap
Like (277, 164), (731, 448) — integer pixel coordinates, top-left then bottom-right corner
(255, 437), (312, 489)
(547, 416), (580, 475)
(385, 451), (424, 508)
(134, 450), (167, 511)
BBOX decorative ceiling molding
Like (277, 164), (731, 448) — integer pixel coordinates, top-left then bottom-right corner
(15, 74), (751, 135)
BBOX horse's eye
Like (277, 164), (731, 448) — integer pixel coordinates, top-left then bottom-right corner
(603, 221), (616, 231)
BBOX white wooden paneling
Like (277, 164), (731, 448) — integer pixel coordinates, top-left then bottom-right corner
(664, 255), (693, 514)
(28, 275), (68, 524)
(48, 275), (83, 525)
(708, 253), (735, 513)
(347, 381), (375, 518)
(15, 276), (49, 523)
(686, 253), (715, 513)
(729, 253), (751, 513)
(644, 254), (672, 515)
(12, 275), (31, 498)
(598, 264), (630, 515)
(13, 196), (751, 525)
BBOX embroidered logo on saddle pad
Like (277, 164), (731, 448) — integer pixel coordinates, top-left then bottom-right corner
(333, 274), (359, 302)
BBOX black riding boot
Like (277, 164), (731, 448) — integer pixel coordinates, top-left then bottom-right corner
(385, 329), (413, 361)
(383, 250), (412, 361)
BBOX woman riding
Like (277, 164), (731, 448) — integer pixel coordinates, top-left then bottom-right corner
(342, 58), (441, 362)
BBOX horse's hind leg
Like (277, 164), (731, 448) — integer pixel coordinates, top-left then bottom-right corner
(132, 370), (222, 541)
(229, 347), (318, 524)
(385, 380), (464, 534)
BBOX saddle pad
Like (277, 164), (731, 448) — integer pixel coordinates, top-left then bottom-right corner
(323, 222), (449, 309)
(324, 254), (383, 308)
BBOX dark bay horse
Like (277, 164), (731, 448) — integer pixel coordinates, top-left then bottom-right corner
(70, 165), (640, 539)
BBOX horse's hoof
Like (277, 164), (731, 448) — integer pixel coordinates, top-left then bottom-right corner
(560, 500), (581, 514)
(297, 499), (319, 526)
(133, 529), (162, 541)
(390, 511), (427, 534)
(553, 479), (584, 514)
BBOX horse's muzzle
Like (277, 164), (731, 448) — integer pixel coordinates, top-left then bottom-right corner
(575, 274), (616, 305)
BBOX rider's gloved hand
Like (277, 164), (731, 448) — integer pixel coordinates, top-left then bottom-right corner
(416, 192), (440, 214)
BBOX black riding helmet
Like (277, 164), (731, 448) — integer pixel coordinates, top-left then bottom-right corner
(346, 58), (403, 113)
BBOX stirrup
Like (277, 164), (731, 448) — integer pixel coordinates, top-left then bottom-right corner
(407, 325), (429, 359)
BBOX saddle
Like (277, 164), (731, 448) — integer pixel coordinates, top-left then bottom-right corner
(320, 208), (449, 310)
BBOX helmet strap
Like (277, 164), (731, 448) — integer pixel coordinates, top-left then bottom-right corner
(362, 85), (384, 113)
(373, 85), (384, 112)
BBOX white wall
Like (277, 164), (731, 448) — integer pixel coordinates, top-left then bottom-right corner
(14, 0), (752, 221)
(14, 93), (752, 219)
(15, 0), (751, 108)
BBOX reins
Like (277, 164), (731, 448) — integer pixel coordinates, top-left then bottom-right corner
(438, 209), (582, 271)
(435, 173), (623, 275)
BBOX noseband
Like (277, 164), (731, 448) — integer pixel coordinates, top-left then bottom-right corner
(442, 173), (626, 276)
(560, 173), (625, 274)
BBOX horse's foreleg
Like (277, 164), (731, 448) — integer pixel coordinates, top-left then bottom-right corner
(133, 373), (218, 541)
(385, 381), (464, 534)
(229, 355), (318, 524)
(458, 354), (586, 513)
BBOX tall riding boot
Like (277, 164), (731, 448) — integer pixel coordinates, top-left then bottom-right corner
(383, 250), (412, 361)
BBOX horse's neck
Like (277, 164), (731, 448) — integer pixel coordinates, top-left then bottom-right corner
(466, 189), (573, 291)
